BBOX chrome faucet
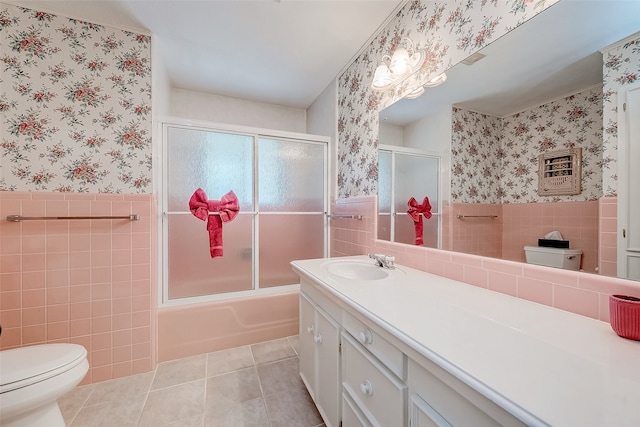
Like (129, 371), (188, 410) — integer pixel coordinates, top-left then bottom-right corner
(368, 253), (395, 269)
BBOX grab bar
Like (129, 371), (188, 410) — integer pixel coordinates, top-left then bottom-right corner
(326, 214), (363, 220)
(456, 214), (498, 219)
(6, 214), (140, 222)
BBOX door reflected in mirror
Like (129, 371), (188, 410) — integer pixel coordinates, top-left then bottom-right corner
(377, 0), (640, 279)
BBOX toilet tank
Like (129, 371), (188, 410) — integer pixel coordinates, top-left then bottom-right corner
(523, 246), (582, 270)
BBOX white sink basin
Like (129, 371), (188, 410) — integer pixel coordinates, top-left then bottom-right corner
(324, 260), (392, 280)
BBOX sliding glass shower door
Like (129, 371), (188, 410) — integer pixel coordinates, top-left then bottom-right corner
(163, 123), (327, 303)
(378, 149), (440, 247)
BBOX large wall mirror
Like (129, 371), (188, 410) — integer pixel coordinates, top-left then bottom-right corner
(378, 0), (640, 279)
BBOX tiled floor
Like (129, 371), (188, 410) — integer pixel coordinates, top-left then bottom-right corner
(58, 336), (325, 427)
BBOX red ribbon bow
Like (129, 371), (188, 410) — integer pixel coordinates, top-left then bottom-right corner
(189, 188), (239, 258)
(407, 197), (432, 246)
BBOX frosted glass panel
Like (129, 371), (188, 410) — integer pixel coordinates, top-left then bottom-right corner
(259, 215), (324, 287)
(166, 126), (253, 212)
(395, 214), (438, 248)
(258, 138), (324, 212)
(168, 214), (253, 299)
(394, 154), (439, 214)
(378, 151), (391, 213)
(378, 214), (391, 241)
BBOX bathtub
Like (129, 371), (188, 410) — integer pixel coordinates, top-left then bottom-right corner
(157, 291), (299, 362)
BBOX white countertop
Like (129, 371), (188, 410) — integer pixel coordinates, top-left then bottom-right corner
(291, 256), (640, 427)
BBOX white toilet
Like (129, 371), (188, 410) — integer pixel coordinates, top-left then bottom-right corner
(0, 343), (89, 427)
(524, 246), (582, 270)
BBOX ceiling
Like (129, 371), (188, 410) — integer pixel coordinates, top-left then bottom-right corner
(380, 0), (640, 125)
(6, 0), (404, 109)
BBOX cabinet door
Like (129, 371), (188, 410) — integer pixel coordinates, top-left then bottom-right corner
(315, 306), (341, 427)
(299, 293), (316, 397)
(410, 394), (452, 427)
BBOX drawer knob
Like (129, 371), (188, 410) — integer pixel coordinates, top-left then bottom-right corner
(359, 329), (373, 345)
(307, 325), (314, 334)
(360, 380), (373, 396)
(314, 333), (323, 344)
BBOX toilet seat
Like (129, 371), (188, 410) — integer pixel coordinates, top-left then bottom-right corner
(0, 343), (87, 394)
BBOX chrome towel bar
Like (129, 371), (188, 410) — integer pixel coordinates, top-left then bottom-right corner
(456, 214), (498, 219)
(6, 214), (140, 222)
(326, 214), (363, 220)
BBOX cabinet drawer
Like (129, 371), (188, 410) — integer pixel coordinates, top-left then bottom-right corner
(342, 332), (406, 427)
(343, 310), (405, 379)
(343, 392), (373, 427)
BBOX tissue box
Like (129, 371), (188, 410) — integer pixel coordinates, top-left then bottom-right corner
(609, 295), (640, 340)
(538, 239), (569, 249)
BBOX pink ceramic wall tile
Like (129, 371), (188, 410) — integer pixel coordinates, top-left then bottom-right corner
(69, 301), (91, 320)
(0, 309), (21, 329)
(47, 304), (69, 322)
(112, 329), (132, 347)
(132, 358), (151, 374)
(91, 332), (112, 351)
(91, 266), (112, 284)
(487, 271), (518, 297)
(22, 289), (45, 307)
(132, 342), (151, 360)
(69, 319), (90, 337)
(91, 300), (112, 317)
(0, 273), (22, 292)
(0, 291), (21, 310)
(463, 265), (488, 288)
(112, 362), (132, 379)
(22, 307), (45, 326)
(113, 345), (132, 363)
(23, 324), (46, 344)
(46, 287), (69, 305)
(517, 277), (553, 306)
(91, 316), (112, 334)
(47, 321), (70, 341)
(91, 348), (113, 367)
(0, 235), (21, 255)
(22, 271), (45, 290)
(553, 285), (599, 319)
(69, 252), (91, 270)
(90, 366), (112, 383)
(112, 313), (132, 330)
(1, 254), (21, 273)
(22, 253), (46, 272)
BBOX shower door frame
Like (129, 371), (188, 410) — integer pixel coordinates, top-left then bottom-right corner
(159, 118), (330, 307)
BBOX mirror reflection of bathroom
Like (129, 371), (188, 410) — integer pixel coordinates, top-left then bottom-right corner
(378, 147), (441, 248)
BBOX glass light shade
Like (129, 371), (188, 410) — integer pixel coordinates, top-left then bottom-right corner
(372, 63), (393, 89)
(404, 86), (425, 99)
(424, 72), (447, 87)
(390, 47), (410, 76)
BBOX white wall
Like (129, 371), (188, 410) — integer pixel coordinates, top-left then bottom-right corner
(170, 88), (307, 133)
(379, 122), (404, 147)
(307, 79), (338, 199)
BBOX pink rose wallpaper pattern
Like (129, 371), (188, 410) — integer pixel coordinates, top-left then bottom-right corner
(336, 0), (559, 198)
(0, 4), (152, 193)
(451, 87), (604, 204)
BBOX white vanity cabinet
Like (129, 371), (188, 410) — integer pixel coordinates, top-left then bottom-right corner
(299, 282), (341, 427)
(293, 256), (640, 427)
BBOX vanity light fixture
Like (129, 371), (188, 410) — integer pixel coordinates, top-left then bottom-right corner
(371, 37), (426, 91)
(403, 86), (425, 99)
(402, 72), (447, 99)
(424, 72), (447, 87)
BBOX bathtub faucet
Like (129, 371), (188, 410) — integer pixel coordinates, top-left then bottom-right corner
(368, 253), (395, 269)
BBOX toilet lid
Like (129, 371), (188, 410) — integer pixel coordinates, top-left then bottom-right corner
(0, 343), (87, 392)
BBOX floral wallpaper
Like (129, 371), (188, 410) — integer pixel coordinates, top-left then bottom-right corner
(336, 0), (559, 198)
(450, 108), (502, 203)
(500, 87), (603, 203)
(602, 32), (640, 197)
(0, 3), (152, 193)
(451, 87), (603, 204)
